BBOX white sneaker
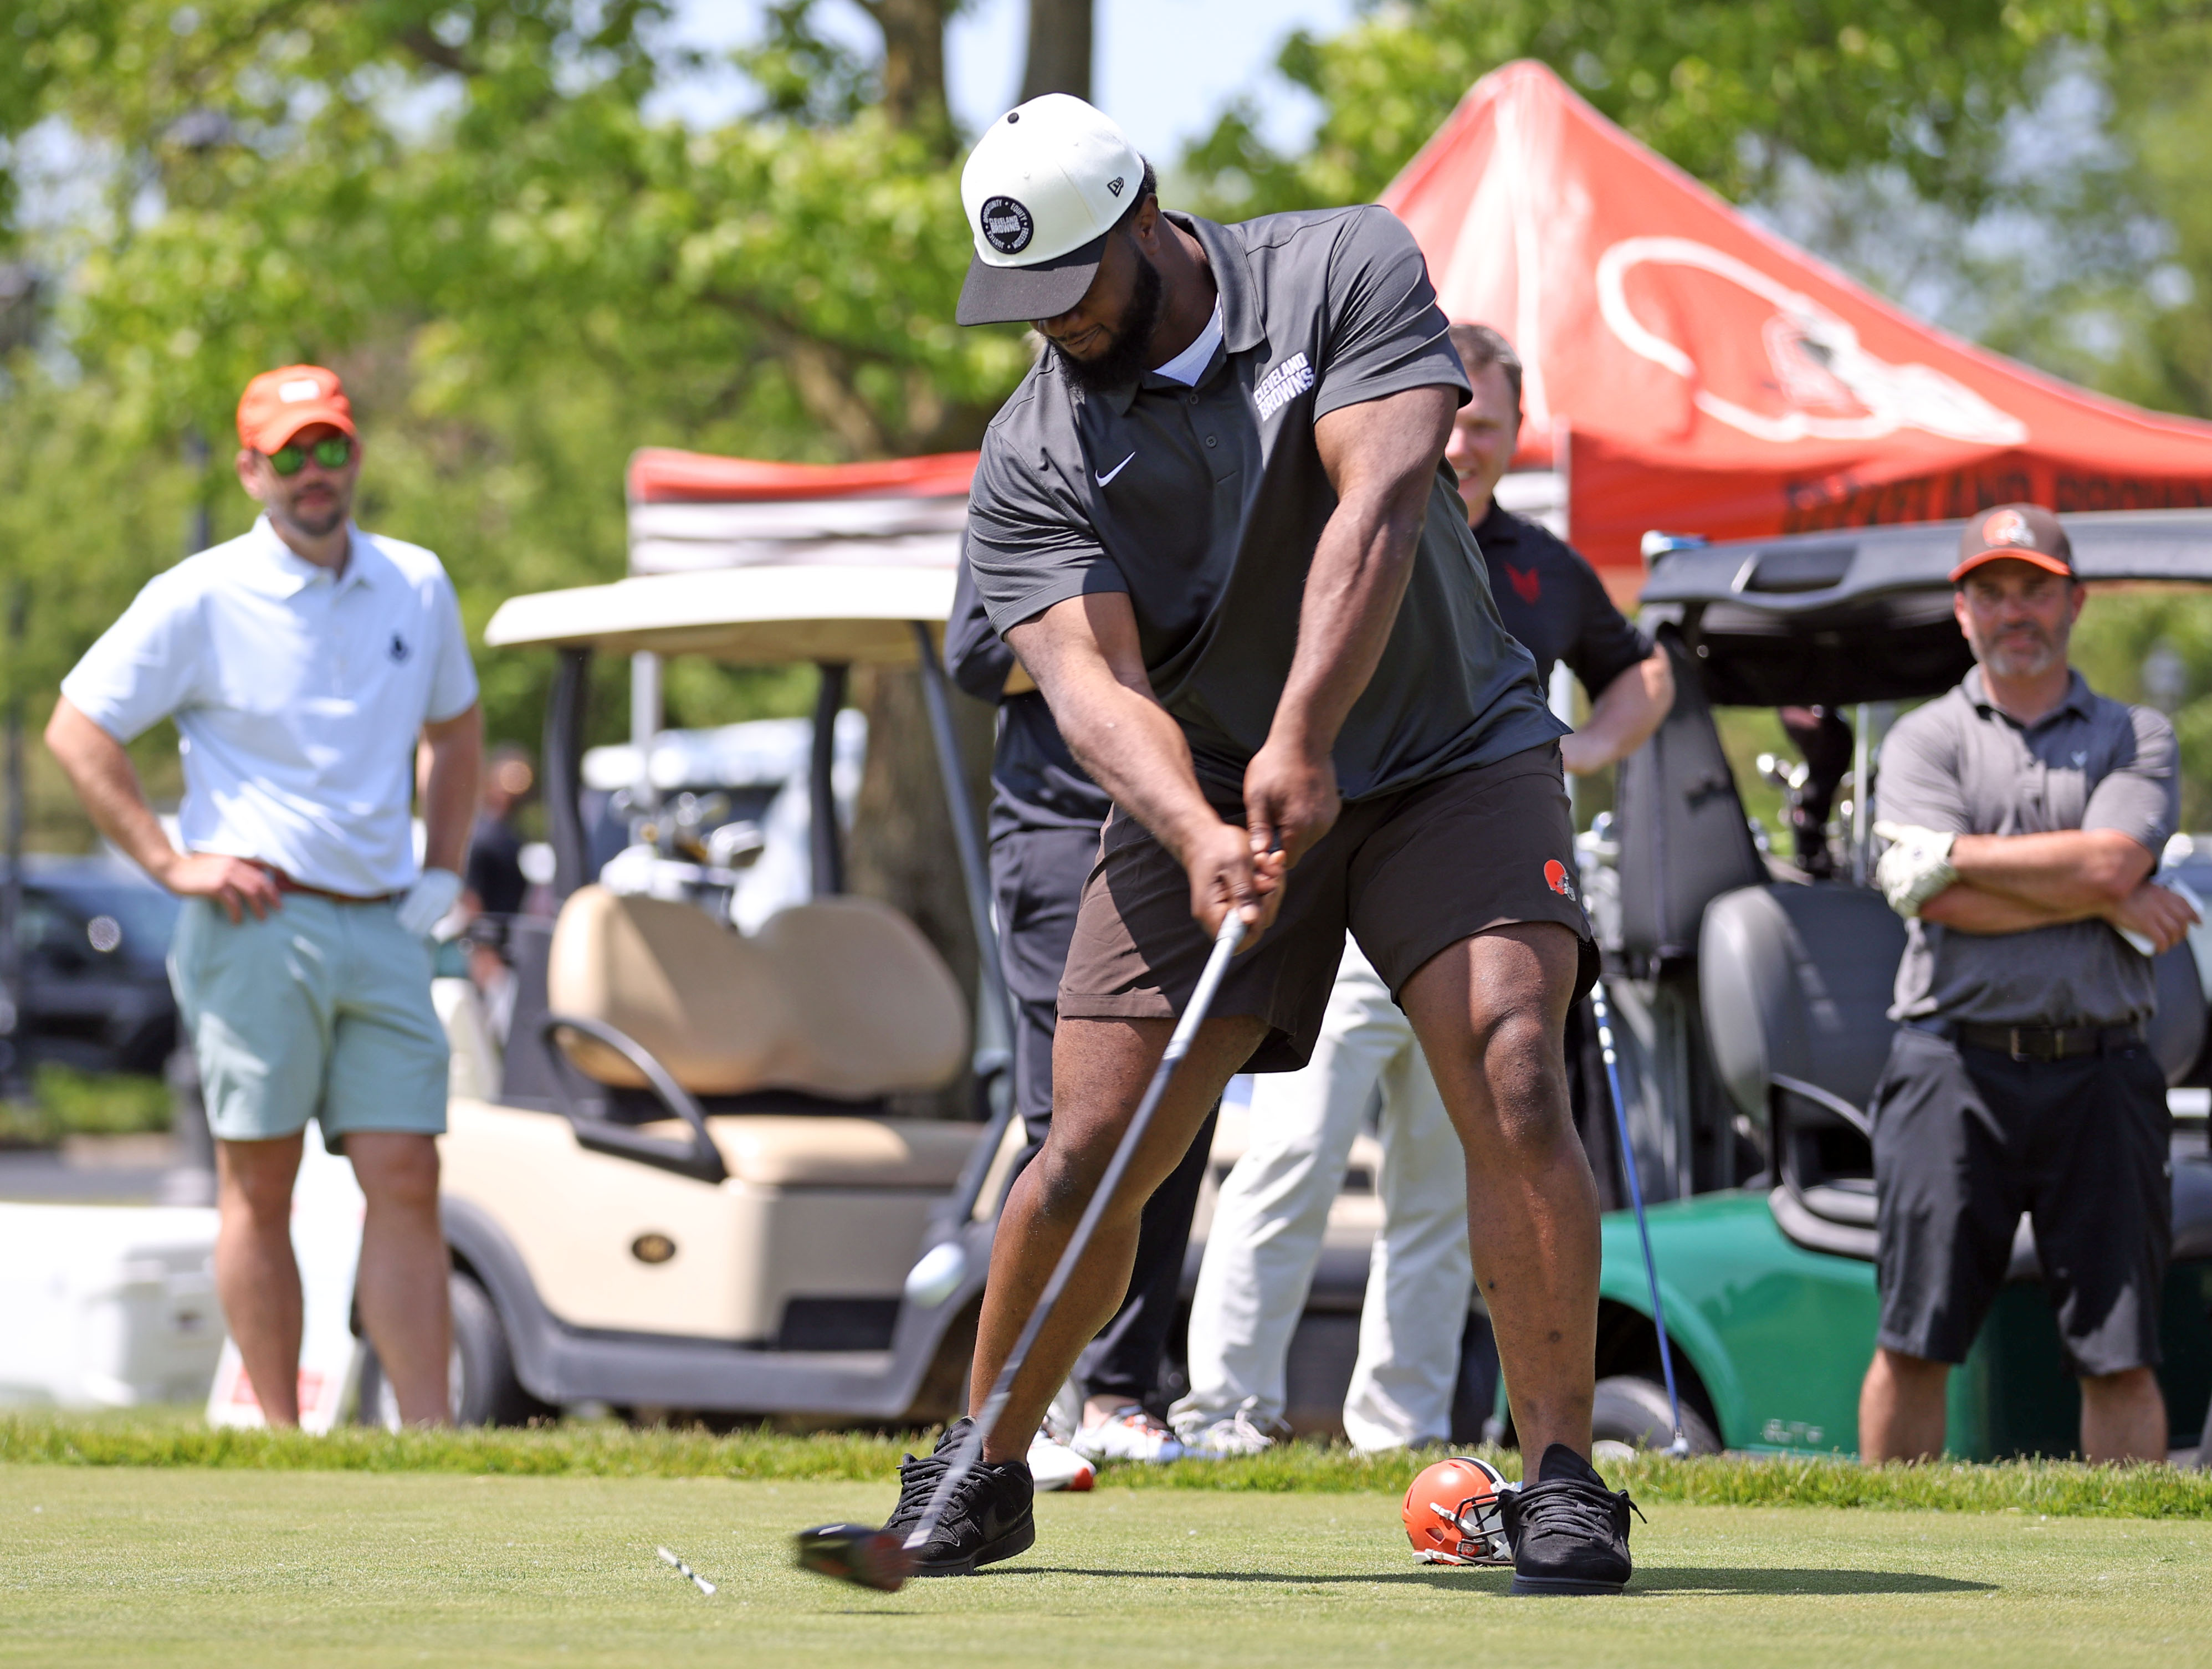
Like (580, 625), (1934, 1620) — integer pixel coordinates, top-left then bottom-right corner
(1071, 1404), (1186, 1463)
(1027, 1426), (1096, 1492)
(1179, 1407), (1282, 1459)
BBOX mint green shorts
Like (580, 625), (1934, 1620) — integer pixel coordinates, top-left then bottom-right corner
(170, 895), (449, 1144)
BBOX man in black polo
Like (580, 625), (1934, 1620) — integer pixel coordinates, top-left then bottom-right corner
(1862, 504), (2194, 1463)
(1444, 324), (1672, 772)
(878, 94), (1635, 1595)
(946, 568), (1216, 1470)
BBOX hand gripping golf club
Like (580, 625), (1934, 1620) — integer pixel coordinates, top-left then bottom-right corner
(796, 910), (1251, 1591)
(1588, 976), (1691, 1459)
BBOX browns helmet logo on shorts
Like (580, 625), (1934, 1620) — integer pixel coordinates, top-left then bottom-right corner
(1544, 858), (1576, 900)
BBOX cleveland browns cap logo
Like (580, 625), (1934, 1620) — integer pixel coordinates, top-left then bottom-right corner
(979, 196), (1034, 255)
(1980, 508), (2032, 547)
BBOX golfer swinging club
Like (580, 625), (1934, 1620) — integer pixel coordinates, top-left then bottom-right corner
(879, 96), (1636, 1595)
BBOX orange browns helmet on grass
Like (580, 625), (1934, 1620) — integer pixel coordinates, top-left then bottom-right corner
(1402, 1456), (1517, 1566)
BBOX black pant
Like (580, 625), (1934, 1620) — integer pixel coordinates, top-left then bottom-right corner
(992, 822), (1217, 1409)
(1871, 1024), (2170, 1375)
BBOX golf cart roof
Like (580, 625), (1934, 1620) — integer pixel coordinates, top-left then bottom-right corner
(480, 564), (956, 664)
(1641, 509), (2212, 707)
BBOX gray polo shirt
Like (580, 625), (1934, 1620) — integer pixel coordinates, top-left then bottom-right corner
(964, 206), (1560, 803)
(1878, 666), (2179, 1026)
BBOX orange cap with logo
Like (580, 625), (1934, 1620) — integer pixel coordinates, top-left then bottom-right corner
(235, 365), (356, 454)
(1950, 503), (2073, 584)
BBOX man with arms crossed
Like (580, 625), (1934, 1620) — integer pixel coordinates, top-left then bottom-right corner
(1865, 505), (2190, 1462)
(881, 96), (1635, 1594)
(48, 365), (481, 1426)
(1171, 324), (1673, 1459)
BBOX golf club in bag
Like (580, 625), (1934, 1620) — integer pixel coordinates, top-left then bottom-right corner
(795, 909), (1252, 1591)
(1588, 975), (1691, 1458)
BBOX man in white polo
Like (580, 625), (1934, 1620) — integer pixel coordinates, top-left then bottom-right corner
(47, 364), (482, 1426)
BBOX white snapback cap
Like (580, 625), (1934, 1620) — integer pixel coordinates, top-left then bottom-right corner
(957, 94), (1146, 326)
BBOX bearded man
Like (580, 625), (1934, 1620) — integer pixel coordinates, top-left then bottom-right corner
(1862, 504), (2194, 1463)
(868, 94), (1637, 1595)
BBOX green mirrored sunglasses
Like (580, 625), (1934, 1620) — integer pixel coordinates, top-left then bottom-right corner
(267, 436), (354, 476)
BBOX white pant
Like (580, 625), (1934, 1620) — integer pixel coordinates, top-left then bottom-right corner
(1172, 941), (1472, 1451)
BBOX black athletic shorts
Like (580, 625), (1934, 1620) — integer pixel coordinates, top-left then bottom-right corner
(1870, 1023), (2172, 1376)
(1056, 742), (1597, 1073)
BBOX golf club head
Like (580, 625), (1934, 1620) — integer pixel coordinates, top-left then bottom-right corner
(903, 1238), (966, 1308)
(793, 1523), (913, 1592)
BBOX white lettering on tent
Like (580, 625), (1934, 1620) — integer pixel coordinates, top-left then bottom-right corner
(1594, 237), (2027, 448)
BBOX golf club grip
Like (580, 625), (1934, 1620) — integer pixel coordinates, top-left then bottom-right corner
(905, 913), (1248, 1550)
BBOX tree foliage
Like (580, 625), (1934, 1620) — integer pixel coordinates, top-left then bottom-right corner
(0, 0), (1025, 768)
(1181, 0), (2173, 216)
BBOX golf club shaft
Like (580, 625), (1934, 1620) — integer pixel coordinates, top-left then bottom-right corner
(904, 910), (1250, 1552)
(1589, 976), (1688, 1455)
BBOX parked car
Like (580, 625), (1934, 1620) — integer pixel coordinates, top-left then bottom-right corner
(4, 854), (180, 1079)
(1560, 511), (2212, 1460)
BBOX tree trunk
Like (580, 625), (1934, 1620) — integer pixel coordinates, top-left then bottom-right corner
(856, 0), (955, 143)
(1020, 0), (1093, 104)
(844, 665), (997, 1119)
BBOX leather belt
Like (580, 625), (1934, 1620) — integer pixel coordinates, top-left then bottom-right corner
(1950, 1021), (2143, 1062)
(248, 861), (398, 907)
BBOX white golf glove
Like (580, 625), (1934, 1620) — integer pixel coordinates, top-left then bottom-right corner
(1872, 821), (1957, 918)
(396, 867), (464, 937)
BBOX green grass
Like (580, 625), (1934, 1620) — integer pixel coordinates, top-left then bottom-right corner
(0, 1066), (170, 1144)
(3, 1467), (2206, 1668)
(6, 1411), (2210, 1519)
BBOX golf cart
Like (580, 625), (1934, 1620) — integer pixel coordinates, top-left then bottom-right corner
(404, 551), (1023, 1427)
(1571, 510), (2212, 1458)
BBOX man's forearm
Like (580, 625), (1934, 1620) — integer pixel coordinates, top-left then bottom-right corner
(419, 706), (483, 875)
(1919, 882), (2090, 935)
(1562, 647), (1673, 775)
(43, 699), (180, 883)
(1266, 488), (1423, 760)
(1948, 828), (2150, 912)
(1054, 678), (1224, 860)
(1270, 392), (1452, 760)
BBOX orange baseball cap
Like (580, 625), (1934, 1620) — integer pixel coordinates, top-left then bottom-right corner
(1950, 503), (2074, 583)
(235, 365), (356, 453)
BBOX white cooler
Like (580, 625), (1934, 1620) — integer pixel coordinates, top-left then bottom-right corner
(0, 1204), (223, 1407)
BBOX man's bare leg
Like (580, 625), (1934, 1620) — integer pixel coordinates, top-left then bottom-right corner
(213, 1134), (306, 1427)
(1399, 923), (1597, 1462)
(2080, 1366), (2167, 1463)
(972, 1013), (1267, 1463)
(1858, 1347), (1950, 1461)
(349, 1132), (453, 1426)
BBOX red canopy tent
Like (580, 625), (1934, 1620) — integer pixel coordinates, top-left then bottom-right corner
(1383, 60), (2212, 582)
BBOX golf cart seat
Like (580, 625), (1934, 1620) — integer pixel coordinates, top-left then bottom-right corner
(1700, 882), (1904, 1258)
(1704, 879), (2212, 1267)
(547, 883), (968, 1102)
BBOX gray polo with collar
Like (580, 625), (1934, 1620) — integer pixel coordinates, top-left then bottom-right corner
(1878, 665), (2179, 1026)
(964, 206), (1560, 803)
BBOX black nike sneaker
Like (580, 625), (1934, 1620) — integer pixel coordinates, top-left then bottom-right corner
(1498, 1443), (1641, 1595)
(881, 1417), (1036, 1577)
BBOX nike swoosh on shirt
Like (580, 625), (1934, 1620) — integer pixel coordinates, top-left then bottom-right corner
(1096, 453), (1136, 485)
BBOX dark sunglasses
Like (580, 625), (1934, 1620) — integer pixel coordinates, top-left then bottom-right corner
(267, 436), (354, 476)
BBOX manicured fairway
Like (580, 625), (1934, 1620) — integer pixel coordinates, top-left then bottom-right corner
(3, 1467), (2206, 1669)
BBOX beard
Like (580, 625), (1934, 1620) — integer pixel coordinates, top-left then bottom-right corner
(275, 486), (350, 540)
(1974, 620), (2068, 680)
(1049, 250), (1164, 395)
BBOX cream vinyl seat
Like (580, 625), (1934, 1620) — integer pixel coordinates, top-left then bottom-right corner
(546, 884), (969, 1102)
